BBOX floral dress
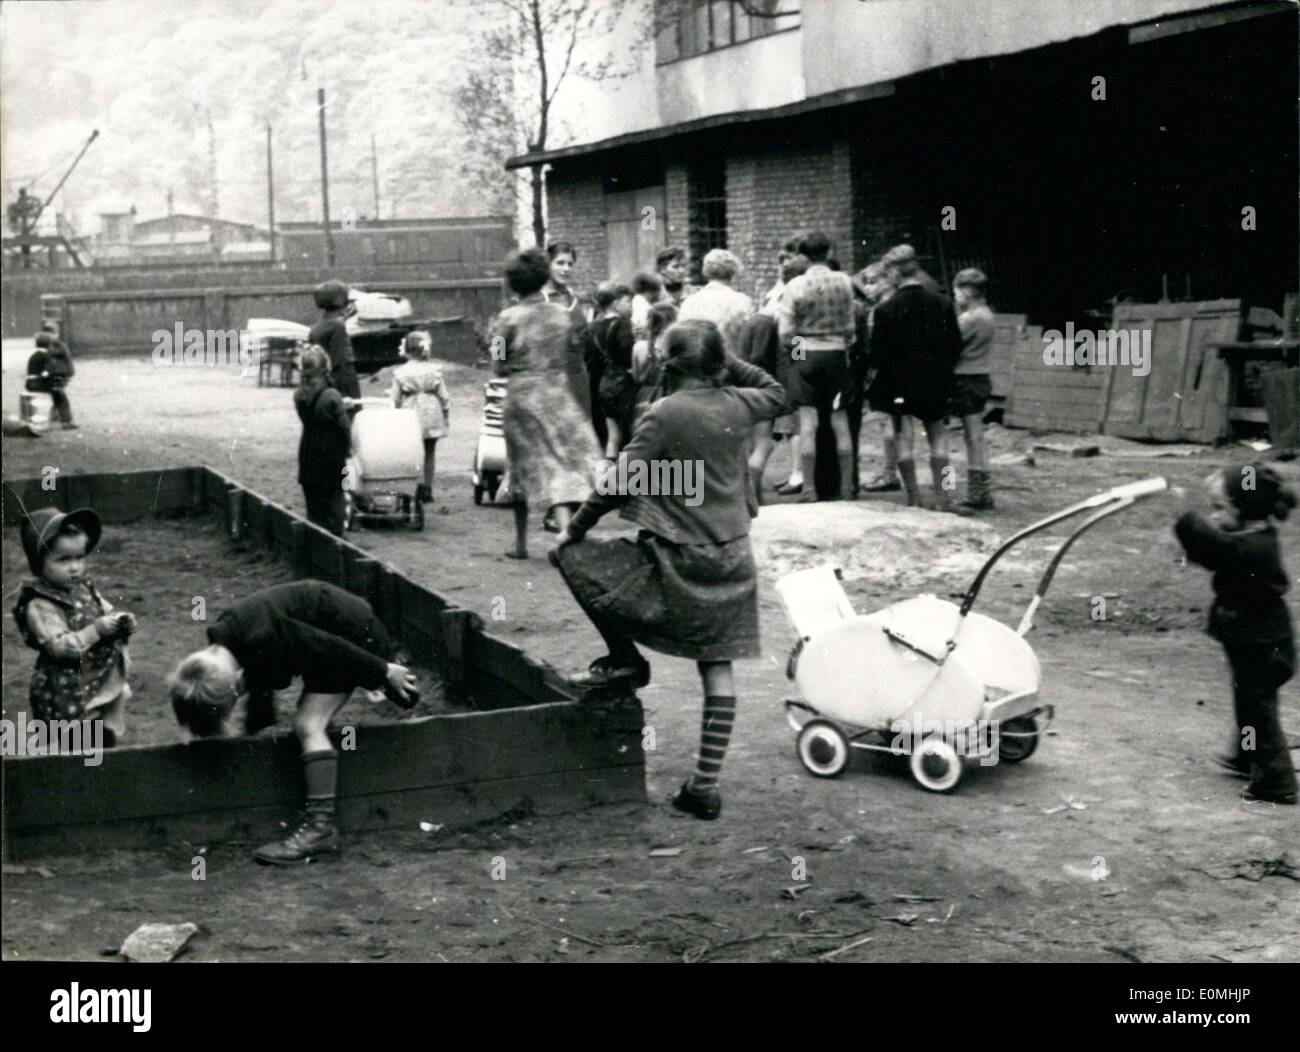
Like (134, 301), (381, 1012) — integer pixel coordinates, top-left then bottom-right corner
(390, 360), (451, 438)
(492, 295), (602, 512)
(12, 578), (130, 736)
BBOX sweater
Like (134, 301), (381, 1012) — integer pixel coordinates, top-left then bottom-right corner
(1174, 512), (1293, 643)
(207, 580), (389, 693)
(955, 304), (995, 375)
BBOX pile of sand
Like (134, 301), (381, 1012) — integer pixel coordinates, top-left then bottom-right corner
(750, 502), (1003, 591)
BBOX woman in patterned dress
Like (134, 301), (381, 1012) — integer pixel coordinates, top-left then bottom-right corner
(493, 247), (603, 559)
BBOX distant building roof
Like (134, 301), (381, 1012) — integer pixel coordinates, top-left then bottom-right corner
(279, 216), (511, 232)
(134, 230), (212, 246)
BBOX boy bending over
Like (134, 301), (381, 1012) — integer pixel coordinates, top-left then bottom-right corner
(169, 580), (417, 864)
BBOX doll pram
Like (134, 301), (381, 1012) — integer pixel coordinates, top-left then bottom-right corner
(343, 397), (425, 531)
(777, 477), (1168, 793)
(472, 377), (509, 505)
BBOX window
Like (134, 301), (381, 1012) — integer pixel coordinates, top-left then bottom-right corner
(656, 0), (800, 64)
(688, 162), (727, 279)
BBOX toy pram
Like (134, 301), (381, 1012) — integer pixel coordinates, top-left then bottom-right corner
(343, 397), (425, 531)
(472, 377), (508, 505)
(777, 477), (1168, 793)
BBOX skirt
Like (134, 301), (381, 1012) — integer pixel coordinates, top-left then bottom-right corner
(555, 531), (761, 661)
(504, 371), (602, 512)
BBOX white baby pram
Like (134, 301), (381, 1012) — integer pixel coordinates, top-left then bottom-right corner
(777, 477), (1168, 792)
(472, 377), (509, 505)
(343, 397), (426, 531)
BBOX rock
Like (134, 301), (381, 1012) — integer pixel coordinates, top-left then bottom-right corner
(120, 922), (200, 963)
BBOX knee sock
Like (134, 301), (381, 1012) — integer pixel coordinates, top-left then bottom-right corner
(303, 749), (338, 813)
(691, 695), (737, 790)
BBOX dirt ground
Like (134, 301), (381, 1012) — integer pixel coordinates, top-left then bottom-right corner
(1, 518), (449, 746)
(2, 343), (1297, 963)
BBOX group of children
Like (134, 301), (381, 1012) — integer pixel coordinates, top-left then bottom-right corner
(294, 281), (452, 536)
(8, 460), (1295, 869)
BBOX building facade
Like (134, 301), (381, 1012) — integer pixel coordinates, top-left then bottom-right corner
(511, 0), (1297, 328)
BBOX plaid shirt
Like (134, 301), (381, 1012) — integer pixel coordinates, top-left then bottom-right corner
(777, 264), (856, 350)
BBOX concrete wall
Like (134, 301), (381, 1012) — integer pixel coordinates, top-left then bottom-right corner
(657, 28), (803, 126)
(49, 279), (503, 359)
(544, 0), (1226, 152)
(801, 0), (1219, 97)
(2, 260), (503, 338)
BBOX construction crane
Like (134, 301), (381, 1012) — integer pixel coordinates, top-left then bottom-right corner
(6, 128), (99, 269)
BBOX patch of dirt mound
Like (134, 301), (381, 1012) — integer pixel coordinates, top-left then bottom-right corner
(750, 503), (1002, 590)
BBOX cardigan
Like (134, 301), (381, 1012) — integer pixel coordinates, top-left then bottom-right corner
(1174, 512), (1293, 643)
(569, 359), (787, 545)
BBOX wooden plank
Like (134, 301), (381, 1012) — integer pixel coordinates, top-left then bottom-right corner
(474, 632), (546, 700)
(2, 477), (63, 525)
(1260, 367), (1298, 449)
(4, 700), (645, 858)
(1004, 396), (1102, 420)
(8, 767), (647, 860)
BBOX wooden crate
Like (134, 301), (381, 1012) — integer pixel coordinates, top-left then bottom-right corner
(1100, 300), (1241, 443)
(1005, 325), (1107, 433)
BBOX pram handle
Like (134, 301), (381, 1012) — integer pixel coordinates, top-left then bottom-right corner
(1103, 477), (1168, 501)
(956, 476), (1167, 619)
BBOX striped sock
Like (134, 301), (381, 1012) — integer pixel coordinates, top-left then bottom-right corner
(692, 695), (737, 790)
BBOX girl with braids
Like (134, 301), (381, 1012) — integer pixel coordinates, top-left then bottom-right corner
(1175, 463), (1298, 804)
(549, 319), (788, 820)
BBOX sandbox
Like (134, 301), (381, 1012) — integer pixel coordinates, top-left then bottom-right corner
(1, 467), (645, 859)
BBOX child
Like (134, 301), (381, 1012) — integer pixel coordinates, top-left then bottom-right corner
(390, 330), (452, 505)
(593, 284), (637, 460)
(12, 508), (133, 746)
(27, 321), (77, 429)
(295, 345), (351, 535)
(629, 269), (664, 340)
(550, 319), (788, 821)
(631, 299), (679, 425)
(168, 579), (418, 863)
(951, 268), (995, 512)
(1174, 464), (1297, 804)
(309, 279), (360, 398)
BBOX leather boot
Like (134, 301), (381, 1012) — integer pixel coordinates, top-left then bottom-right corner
(960, 469), (995, 512)
(254, 750), (340, 864)
(253, 798), (339, 864)
(838, 453), (856, 500)
(930, 456), (959, 513)
(897, 459), (922, 506)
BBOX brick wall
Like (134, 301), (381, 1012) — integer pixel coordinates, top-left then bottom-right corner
(543, 168), (607, 293)
(725, 136), (855, 302)
(664, 162), (691, 257)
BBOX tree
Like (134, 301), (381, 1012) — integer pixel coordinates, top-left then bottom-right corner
(453, 0), (643, 248)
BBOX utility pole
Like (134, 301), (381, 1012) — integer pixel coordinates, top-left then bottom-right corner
(266, 123), (276, 263)
(370, 135), (380, 219)
(317, 87), (335, 268)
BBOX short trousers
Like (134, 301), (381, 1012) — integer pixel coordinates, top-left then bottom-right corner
(787, 349), (849, 411)
(950, 373), (992, 417)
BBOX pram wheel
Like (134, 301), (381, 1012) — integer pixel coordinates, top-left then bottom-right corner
(997, 716), (1039, 763)
(910, 736), (964, 793)
(797, 719), (850, 778)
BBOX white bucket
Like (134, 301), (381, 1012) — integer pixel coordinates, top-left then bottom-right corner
(19, 392), (54, 432)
